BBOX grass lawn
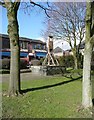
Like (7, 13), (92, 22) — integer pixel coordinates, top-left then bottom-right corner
(1, 69), (93, 118)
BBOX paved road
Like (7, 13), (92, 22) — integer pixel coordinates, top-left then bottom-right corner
(1, 72), (52, 83)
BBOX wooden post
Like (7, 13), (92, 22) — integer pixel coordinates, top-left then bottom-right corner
(42, 36), (59, 66)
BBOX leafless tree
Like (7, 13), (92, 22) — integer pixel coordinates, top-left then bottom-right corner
(43, 2), (86, 69)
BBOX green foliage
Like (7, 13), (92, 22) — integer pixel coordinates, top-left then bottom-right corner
(0, 59), (29, 70)
(47, 66), (66, 75)
(58, 55), (74, 68)
(20, 59), (29, 69)
(39, 58), (45, 65)
(92, 52), (94, 61)
(91, 51), (94, 70)
(31, 59), (41, 66)
(0, 59), (10, 69)
(58, 54), (84, 69)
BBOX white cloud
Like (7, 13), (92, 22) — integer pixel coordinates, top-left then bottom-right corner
(36, 37), (46, 42)
(53, 40), (71, 50)
(36, 37), (71, 50)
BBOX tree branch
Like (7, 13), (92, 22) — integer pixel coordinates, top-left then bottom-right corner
(30, 0), (50, 18)
(0, 1), (5, 7)
(4, 0), (13, 9)
(14, 0), (21, 10)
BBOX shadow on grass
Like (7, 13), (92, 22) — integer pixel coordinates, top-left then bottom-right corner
(21, 76), (82, 94)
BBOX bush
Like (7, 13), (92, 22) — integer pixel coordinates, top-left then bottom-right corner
(91, 52), (94, 70)
(0, 58), (29, 70)
(47, 66), (66, 75)
(20, 59), (29, 69)
(0, 58), (10, 69)
(57, 55), (74, 68)
(39, 58), (45, 65)
(30, 59), (40, 66)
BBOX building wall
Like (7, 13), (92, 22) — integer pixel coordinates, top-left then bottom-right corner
(0, 34), (47, 59)
(2, 37), (10, 49)
(20, 41), (28, 50)
(0, 35), (46, 52)
(54, 52), (63, 57)
(31, 43), (46, 50)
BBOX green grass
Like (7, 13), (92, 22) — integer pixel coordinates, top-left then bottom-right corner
(2, 70), (93, 118)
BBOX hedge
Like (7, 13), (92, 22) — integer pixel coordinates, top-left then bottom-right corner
(57, 55), (74, 68)
(0, 58), (29, 69)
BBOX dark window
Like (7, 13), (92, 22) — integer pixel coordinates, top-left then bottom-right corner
(22, 42), (28, 49)
(2, 39), (10, 49)
(33, 44), (36, 49)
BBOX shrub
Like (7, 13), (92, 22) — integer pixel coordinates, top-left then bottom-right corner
(30, 59), (40, 66)
(47, 66), (66, 75)
(91, 51), (94, 70)
(58, 55), (74, 68)
(20, 59), (29, 69)
(0, 58), (10, 69)
(0, 58), (29, 70)
(39, 58), (45, 65)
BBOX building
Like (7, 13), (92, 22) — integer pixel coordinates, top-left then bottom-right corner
(0, 34), (47, 61)
(64, 49), (73, 56)
(53, 47), (63, 57)
(53, 47), (73, 57)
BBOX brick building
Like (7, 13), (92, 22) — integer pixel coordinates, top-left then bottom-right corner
(0, 34), (47, 60)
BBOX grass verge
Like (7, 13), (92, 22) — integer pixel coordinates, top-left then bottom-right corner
(1, 69), (93, 118)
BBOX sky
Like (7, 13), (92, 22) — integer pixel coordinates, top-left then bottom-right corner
(0, 3), (70, 50)
(0, 4), (46, 39)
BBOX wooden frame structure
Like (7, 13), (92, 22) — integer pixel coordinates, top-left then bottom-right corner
(42, 36), (59, 66)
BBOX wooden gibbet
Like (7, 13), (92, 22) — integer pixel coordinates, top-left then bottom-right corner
(30, 36), (66, 76)
(42, 36), (59, 66)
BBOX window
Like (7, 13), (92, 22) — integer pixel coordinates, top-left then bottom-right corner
(22, 42), (28, 49)
(37, 44), (40, 49)
(19, 41), (23, 49)
(43, 45), (46, 50)
(33, 44), (36, 49)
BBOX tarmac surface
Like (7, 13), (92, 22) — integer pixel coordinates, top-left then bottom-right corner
(1, 72), (52, 83)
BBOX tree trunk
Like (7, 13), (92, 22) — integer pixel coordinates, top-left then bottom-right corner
(7, 6), (20, 96)
(73, 54), (78, 69)
(82, 42), (92, 108)
(72, 49), (79, 69)
(82, 2), (93, 108)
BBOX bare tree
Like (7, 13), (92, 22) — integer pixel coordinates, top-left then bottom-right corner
(43, 2), (86, 69)
(0, 0), (50, 96)
(82, 1), (94, 109)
